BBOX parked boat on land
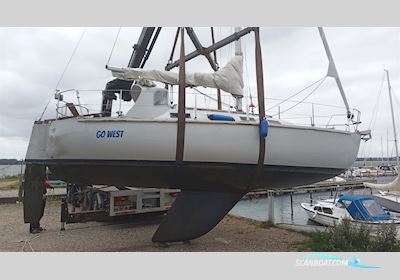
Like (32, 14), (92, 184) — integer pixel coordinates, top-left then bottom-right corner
(24, 27), (369, 242)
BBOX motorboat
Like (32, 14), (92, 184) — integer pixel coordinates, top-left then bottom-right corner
(23, 27), (369, 242)
(301, 194), (400, 230)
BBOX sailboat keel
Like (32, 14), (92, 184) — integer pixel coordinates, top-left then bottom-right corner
(152, 190), (246, 243)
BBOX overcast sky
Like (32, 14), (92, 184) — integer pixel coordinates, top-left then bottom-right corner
(0, 27), (399, 159)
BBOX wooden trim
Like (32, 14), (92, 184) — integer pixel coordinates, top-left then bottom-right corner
(254, 27), (266, 186)
(66, 102), (80, 117)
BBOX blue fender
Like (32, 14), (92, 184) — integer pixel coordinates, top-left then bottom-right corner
(260, 117), (269, 138)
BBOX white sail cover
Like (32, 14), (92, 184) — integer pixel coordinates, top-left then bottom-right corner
(364, 174), (400, 191)
(107, 55), (244, 97)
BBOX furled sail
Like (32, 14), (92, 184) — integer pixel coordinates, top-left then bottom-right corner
(364, 174), (400, 191)
(107, 55), (244, 97)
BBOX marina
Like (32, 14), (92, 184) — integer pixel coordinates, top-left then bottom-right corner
(2, 1), (400, 277)
(232, 176), (395, 225)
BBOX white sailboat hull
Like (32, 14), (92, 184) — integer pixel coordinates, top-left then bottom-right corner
(26, 117), (361, 191)
(373, 193), (400, 213)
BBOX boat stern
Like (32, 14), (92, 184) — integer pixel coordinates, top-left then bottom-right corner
(25, 121), (52, 163)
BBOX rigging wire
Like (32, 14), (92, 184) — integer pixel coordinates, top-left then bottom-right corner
(263, 96), (352, 110)
(360, 71), (386, 161)
(106, 27), (122, 65)
(38, 27), (87, 121)
(192, 87), (234, 109)
(271, 76), (327, 116)
(367, 71), (386, 129)
(265, 76), (327, 112)
(21, 187), (56, 252)
(392, 88), (400, 108)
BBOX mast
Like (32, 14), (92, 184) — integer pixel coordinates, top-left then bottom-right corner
(318, 27), (352, 120)
(381, 136), (384, 165)
(210, 27), (222, 110)
(387, 128), (389, 165)
(385, 69), (399, 166)
(234, 27), (243, 112)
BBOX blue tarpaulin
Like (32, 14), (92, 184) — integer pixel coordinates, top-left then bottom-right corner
(338, 195), (391, 221)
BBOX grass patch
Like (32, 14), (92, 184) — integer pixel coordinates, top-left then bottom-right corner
(0, 202), (22, 208)
(0, 175), (19, 182)
(260, 220), (275, 229)
(46, 199), (63, 206)
(297, 219), (400, 252)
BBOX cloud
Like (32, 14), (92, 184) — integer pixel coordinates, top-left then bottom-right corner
(0, 27), (399, 159)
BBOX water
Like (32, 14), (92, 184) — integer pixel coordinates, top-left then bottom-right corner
(0, 164), (25, 178)
(230, 176), (397, 225)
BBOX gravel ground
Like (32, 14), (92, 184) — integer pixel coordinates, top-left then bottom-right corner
(0, 202), (308, 252)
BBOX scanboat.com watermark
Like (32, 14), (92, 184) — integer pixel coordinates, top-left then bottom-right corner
(296, 253), (381, 269)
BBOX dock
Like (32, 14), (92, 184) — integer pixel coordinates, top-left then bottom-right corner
(244, 177), (377, 199)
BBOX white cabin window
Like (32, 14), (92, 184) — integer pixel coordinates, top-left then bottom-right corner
(322, 207), (333, 214)
(336, 201), (346, 208)
(239, 116), (256, 121)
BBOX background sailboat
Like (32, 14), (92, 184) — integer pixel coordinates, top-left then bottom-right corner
(364, 69), (400, 212)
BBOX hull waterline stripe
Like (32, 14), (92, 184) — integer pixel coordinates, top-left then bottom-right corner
(303, 207), (339, 220)
(25, 159), (345, 174)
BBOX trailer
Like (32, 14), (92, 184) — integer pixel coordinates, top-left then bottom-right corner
(60, 185), (180, 230)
